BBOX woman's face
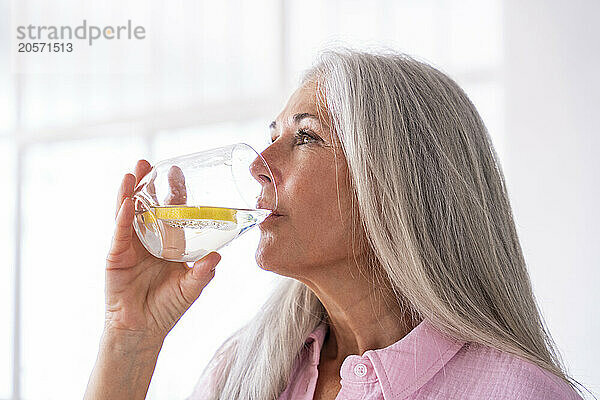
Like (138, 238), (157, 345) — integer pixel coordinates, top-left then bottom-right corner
(254, 80), (357, 278)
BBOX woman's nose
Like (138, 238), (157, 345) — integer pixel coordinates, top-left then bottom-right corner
(249, 152), (278, 210)
(250, 156), (272, 184)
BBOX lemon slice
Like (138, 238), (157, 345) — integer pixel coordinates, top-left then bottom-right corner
(141, 206), (237, 224)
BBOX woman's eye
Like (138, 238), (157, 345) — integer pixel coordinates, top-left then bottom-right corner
(295, 130), (316, 145)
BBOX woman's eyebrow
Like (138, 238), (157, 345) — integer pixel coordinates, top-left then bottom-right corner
(293, 112), (319, 124)
(269, 112), (320, 130)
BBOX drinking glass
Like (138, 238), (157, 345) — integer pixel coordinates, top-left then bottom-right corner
(131, 143), (277, 262)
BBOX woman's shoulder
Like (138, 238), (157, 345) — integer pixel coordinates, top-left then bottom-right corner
(427, 342), (583, 400)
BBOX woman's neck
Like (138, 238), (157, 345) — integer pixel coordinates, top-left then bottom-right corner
(299, 260), (419, 365)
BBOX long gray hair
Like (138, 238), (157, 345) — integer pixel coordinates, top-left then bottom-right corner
(196, 49), (584, 399)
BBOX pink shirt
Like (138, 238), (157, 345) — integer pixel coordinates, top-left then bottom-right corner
(278, 319), (582, 400)
(189, 319), (582, 399)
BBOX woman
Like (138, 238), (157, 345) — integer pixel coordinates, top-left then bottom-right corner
(84, 50), (585, 399)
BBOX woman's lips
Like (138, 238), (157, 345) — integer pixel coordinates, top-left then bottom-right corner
(256, 198), (284, 225)
(259, 211), (284, 226)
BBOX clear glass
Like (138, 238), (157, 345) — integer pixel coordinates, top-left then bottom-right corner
(132, 143), (276, 262)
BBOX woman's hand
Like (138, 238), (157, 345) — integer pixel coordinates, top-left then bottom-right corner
(105, 159), (221, 341)
(85, 159), (221, 400)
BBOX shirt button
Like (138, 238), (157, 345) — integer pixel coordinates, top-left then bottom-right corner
(353, 363), (368, 377)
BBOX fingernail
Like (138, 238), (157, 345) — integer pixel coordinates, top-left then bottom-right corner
(209, 252), (221, 264)
(206, 253), (220, 273)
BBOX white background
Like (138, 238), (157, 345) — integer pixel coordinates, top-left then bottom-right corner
(0, 0), (598, 399)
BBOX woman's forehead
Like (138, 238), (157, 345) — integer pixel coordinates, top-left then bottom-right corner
(275, 82), (328, 127)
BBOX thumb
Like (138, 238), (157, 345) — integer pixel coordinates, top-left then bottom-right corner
(179, 252), (221, 305)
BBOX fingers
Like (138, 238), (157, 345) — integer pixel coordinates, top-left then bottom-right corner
(108, 197), (135, 264)
(159, 223), (187, 259)
(116, 174), (136, 219)
(134, 159), (152, 186)
(115, 160), (152, 219)
(178, 252), (221, 305)
(161, 166), (187, 258)
(192, 252), (221, 278)
(165, 165), (187, 205)
(147, 177), (159, 204)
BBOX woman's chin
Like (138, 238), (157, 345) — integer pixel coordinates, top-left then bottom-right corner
(255, 241), (288, 275)
(255, 244), (277, 272)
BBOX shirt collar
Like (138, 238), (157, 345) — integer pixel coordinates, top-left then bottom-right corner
(304, 322), (329, 366)
(304, 319), (465, 399)
(365, 319), (465, 399)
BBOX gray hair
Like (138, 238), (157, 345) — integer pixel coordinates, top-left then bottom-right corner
(196, 48), (585, 399)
